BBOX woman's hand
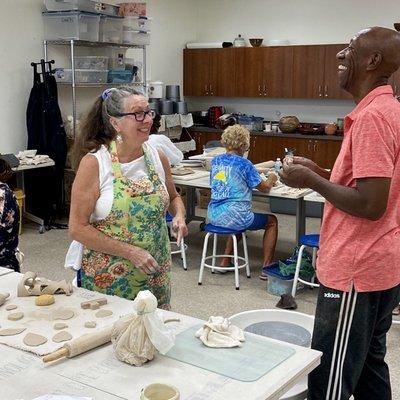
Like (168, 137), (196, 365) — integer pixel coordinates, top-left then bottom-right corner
(126, 246), (160, 275)
(171, 215), (188, 246)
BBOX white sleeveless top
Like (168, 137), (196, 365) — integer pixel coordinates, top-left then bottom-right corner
(65, 143), (166, 271)
(89, 143), (166, 221)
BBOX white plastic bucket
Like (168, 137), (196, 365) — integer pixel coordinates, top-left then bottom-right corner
(140, 383), (180, 400)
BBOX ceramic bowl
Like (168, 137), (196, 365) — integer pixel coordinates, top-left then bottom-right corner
(249, 38), (263, 47)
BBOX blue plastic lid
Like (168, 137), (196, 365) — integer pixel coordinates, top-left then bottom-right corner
(262, 263), (294, 280)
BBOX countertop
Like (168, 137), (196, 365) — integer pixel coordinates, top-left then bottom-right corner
(189, 125), (343, 141)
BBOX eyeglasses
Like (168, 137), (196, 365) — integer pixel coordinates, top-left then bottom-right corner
(115, 109), (156, 122)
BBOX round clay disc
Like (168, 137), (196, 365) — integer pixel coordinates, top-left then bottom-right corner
(52, 331), (72, 343)
(95, 309), (113, 318)
(53, 322), (68, 330)
(23, 333), (47, 347)
(8, 312), (24, 321)
(5, 304), (17, 311)
(53, 308), (74, 320)
(0, 327), (26, 336)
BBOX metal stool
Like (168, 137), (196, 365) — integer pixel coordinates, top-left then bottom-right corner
(166, 213), (188, 271)
(291, 234), (320, 298)
(198, 224), (250, 290)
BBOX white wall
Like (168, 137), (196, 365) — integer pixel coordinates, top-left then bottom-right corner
(0, 0), (44, 153)
(187, 0), (400, 122)
(0, 0), (197, 153)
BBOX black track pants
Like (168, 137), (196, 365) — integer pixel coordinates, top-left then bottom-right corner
(308, 283), (400, 400)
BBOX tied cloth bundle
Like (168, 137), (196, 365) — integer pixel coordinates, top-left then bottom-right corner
(111, 290), (175, 366)
(195, 316), (245, 348)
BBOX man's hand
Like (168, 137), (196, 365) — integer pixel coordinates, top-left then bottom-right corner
(292, 156), (319, 172)
(171, 215), (188, 246)
(279, 160), (314, 188)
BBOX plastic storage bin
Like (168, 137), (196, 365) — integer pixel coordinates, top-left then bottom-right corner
(263, 263), (294, 296)
(107, 70), (133, 83)
(123, 30), (150, 45)
(74, 56), (109, 70)
(43, 11), (100, 41)
(99, 15), (123, 43)
(55, 68), (108, 83)
(123, 16), (152, 32)
(44, 0), (119, 16)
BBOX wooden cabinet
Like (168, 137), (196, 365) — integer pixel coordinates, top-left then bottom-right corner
(235, 47), (293, 98)
(292, 45), (325, 99)
(183, 49), (235, 97)
(323, 44), (353, 100)
(291, 44), (351, 100)
(312, 139), (342, 169)
(192, 131), (222, 153)
(191, 130), (342, 170)
(184, 44), (352, 100)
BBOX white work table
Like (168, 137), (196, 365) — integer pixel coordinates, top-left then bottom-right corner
(0, 272), (321, 400)
(173, 171), (312, 244)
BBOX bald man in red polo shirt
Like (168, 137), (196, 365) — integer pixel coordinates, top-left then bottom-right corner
(280, 27), (400, 399)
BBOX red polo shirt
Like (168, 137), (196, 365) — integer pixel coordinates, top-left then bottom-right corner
(317, 85), (400, 292)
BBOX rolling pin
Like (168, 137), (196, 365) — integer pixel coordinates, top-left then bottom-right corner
(43, 326), (112, 363)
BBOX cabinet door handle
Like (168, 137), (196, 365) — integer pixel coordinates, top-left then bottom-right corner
(318, 85), (322, 97)
(313, 141), (317, 152)
(307, 140), (311, 151)
(209, 84), (213, 95)
(263, 84), (267, 96)
(324, 85), (328, 97)
(258, 84), (262, 95)
(205, 84), (209, 95)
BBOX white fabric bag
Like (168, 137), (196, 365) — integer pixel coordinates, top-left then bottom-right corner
(111, 290), (175, 366)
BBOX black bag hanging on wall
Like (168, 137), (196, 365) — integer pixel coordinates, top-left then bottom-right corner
(26, 60), (67, 228)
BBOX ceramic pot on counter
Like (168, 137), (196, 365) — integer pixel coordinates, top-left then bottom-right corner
(279, 116), (300, 133)
(325, 122), (337, 135)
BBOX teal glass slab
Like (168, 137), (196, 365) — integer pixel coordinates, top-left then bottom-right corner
(164, 325), (295, 382)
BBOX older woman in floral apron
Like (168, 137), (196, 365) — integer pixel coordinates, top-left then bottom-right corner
(69, 87), (187, 310)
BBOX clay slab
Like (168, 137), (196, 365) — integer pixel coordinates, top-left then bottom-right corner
(95, 309), (113, 318)
(52, 331), (72, 343)
(8, 312), (24, 321)
(23, 333), (47, 347)
(0, 327), (26, 336)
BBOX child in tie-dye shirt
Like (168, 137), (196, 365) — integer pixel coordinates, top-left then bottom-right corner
(207, 125), (278, 277)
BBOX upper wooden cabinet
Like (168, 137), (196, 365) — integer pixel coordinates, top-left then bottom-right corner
(183, 48), (235, 97)
(323, 44), (352, 100)
(292, 44), (351, 100)
(235, 47), (293, 98)
(183, 44), (352, 100)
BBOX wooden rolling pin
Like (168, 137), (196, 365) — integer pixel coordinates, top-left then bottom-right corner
(43, 326), (113, 363)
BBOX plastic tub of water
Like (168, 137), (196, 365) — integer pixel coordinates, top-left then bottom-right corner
(263, 263), (294, 296)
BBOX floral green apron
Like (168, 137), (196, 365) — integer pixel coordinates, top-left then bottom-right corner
(81, 141), (171, 309)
